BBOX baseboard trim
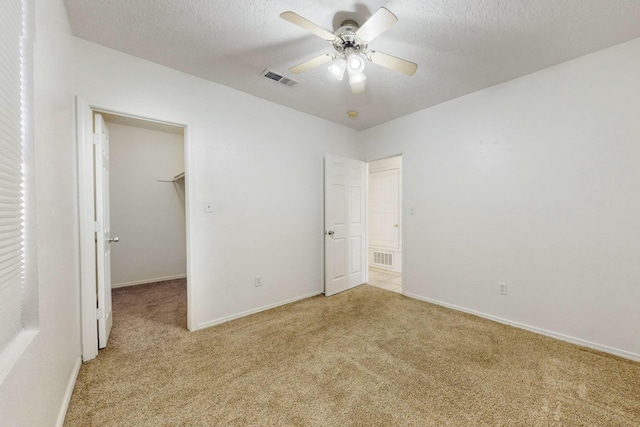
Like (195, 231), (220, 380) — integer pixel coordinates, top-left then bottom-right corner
(404, 292), (640, 363)
(112, 274), (187, 289)
(55, 356), (82, 427)
(197, 292), (322, 330)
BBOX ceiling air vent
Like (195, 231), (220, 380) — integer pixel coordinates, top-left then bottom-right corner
(262, 69), (298, 87)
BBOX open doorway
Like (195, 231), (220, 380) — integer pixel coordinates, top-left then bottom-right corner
(76, 98), (190, 361)
(102, 113), (187, 291)
(367, 155), (402, 293)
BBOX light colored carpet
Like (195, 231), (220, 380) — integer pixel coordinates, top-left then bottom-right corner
(64, 279), (640, 426)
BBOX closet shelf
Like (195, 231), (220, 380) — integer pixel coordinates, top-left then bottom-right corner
(157, 172), (185, 183)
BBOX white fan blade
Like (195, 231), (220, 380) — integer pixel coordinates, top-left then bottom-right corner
(280, 11), (338, 42)
(289, 54), (334, 74)
(369, 51), (417, 76)
(356, 7), (398, 42)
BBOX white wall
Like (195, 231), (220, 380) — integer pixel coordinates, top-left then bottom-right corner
(0, 0), (360, 423)
(361, 38), (640, 360)
(69, 19), (361, 330)
(0, 0), (82, 425)
(108, 122), (186, 287)
(5, 1), (636, 424)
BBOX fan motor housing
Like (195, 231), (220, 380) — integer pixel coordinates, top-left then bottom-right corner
(333, 19), (366, 53)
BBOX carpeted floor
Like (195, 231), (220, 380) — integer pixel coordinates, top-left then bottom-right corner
(64, 279), (640, 426)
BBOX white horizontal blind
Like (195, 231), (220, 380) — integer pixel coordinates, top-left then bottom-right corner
(0, 0), (26, 351)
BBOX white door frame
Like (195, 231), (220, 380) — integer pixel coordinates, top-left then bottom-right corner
(75, 97), (193, 361)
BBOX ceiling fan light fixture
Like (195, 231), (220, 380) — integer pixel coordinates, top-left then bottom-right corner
(346, 49), (365, 75)
(280, 7), (417, 94)
(348, 71), (366, 94)
(328, 57), (346, 80)
(348, 70), (366, 85)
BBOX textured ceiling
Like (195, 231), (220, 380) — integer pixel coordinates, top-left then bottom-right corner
(63, 0), (640, 130)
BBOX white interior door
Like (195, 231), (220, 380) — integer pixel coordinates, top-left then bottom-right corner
(369, 169), (400, 249)
(95, 114), (113, 348)
(324, 154), (366, 296)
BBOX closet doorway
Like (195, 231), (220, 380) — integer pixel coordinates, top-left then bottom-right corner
(102, 113), (187, 291)
(103, 112), (188, 333)
(367, 155), (403, 293)
(76, 98), (190, 361)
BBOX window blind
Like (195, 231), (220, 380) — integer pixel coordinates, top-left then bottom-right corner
(0, 0), (26, 351)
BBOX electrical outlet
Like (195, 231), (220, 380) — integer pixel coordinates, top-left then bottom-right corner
(499, 282), (507, 295)
(255, 276), (262, 287)
(204, 201), (213, 213)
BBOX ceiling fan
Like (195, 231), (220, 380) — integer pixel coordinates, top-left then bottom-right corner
(280, 7), (418, 94)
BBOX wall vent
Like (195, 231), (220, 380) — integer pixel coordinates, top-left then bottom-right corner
(262, 69), (298, 87)
(373, 251), (393, 267)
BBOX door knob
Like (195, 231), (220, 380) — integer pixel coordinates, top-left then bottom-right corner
(325, 230), (335, 236)
(108, 237), (120, 243)
(393, 224), (399, 228)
